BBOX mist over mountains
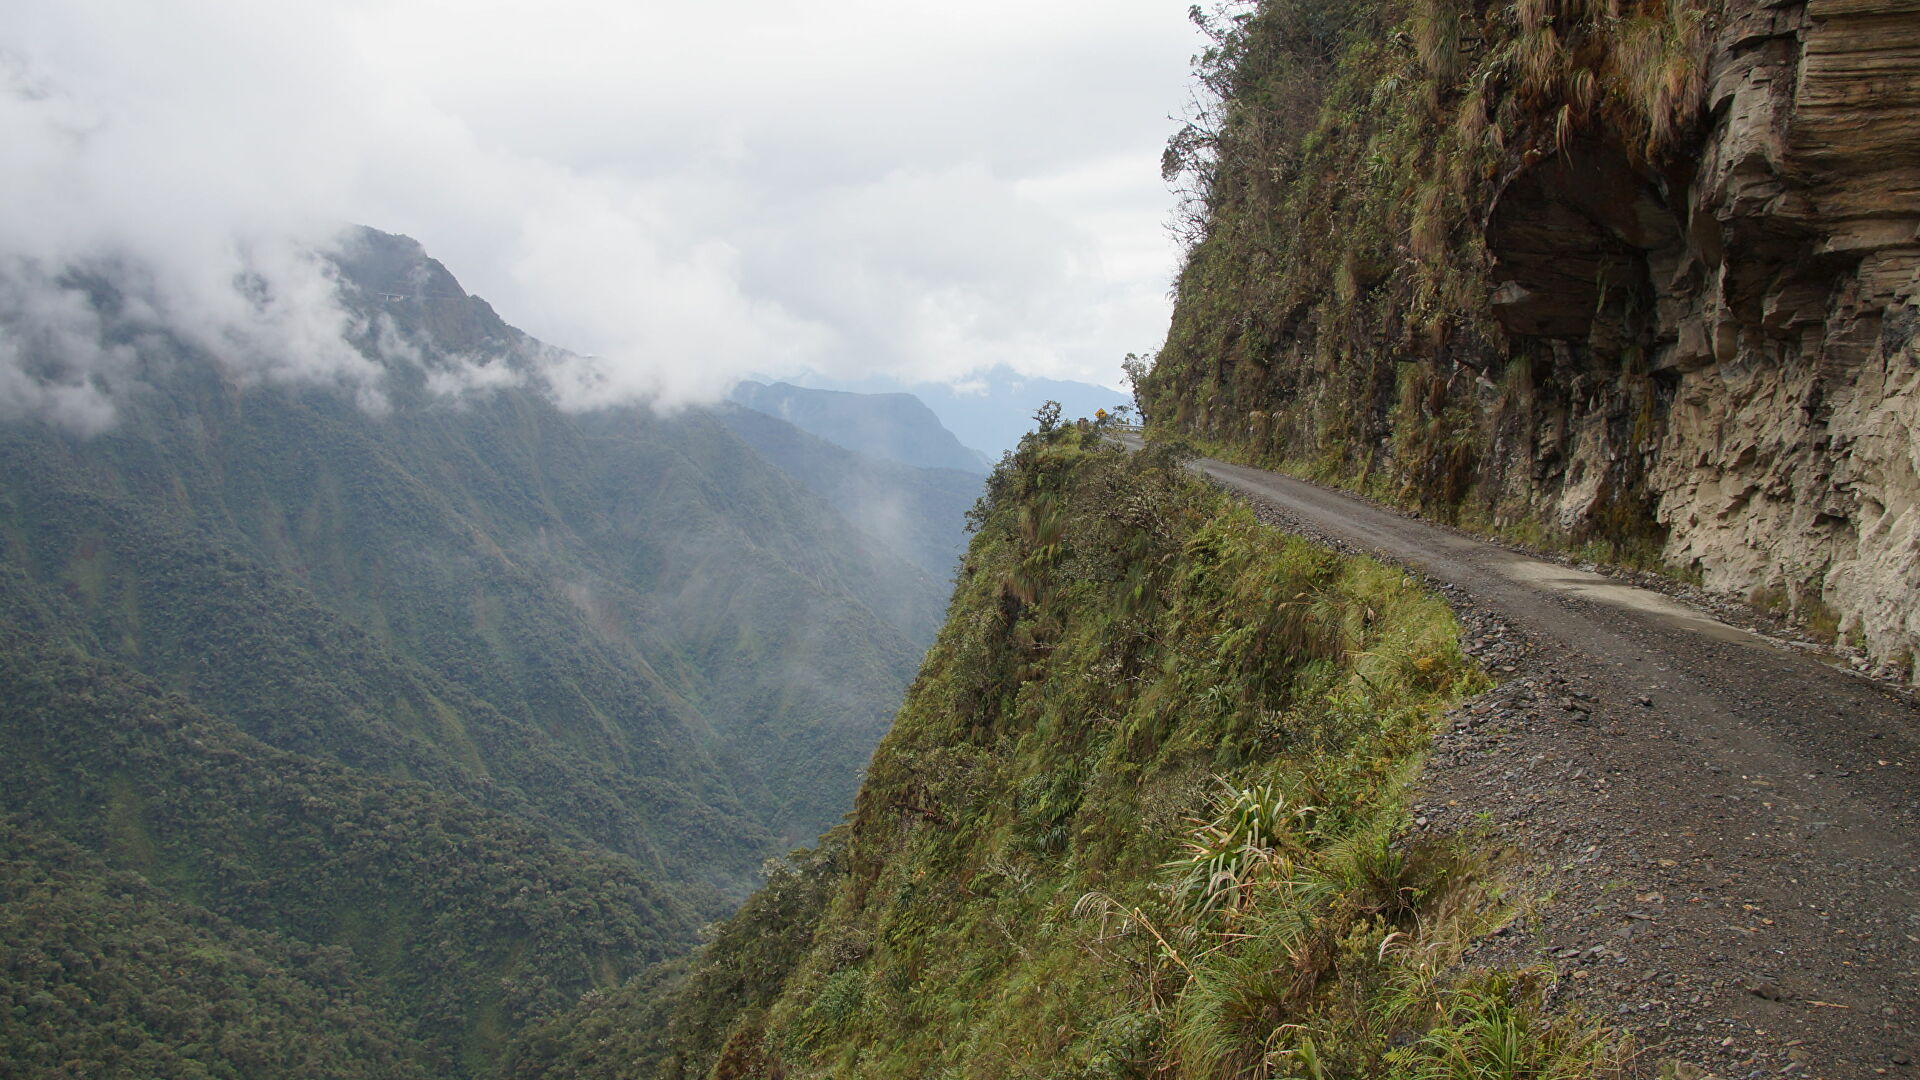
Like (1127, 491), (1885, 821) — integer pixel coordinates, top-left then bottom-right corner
(782, 367), (1133, 458)
(728, 380), (991, 473)
(0, 226), (974, 1073)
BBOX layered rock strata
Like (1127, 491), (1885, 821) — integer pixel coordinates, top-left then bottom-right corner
(1485, 0), (1920, 669)
(1637, 0), (1920, 673)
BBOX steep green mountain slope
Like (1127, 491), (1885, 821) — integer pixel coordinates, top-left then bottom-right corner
(1, 227), (935, 852)
(0, 425), (762, 888)
(0, 227), (952, 1071)
(505, 427), (1616, 1079)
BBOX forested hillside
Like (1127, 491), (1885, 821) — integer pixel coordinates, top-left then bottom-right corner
(0, 819), (433, 1079)
(0, 625), (690, 1074)
(0, 227), (958, 1073)
(505, 423), (1615, 1079)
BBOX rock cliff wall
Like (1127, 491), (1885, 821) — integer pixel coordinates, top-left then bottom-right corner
(1142, 0), (1920, 679)
(1645, 0), (1919, 672)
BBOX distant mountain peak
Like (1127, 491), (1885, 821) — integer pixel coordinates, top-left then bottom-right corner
(328, 225), (530, 371)
(729, 379), (989, 474)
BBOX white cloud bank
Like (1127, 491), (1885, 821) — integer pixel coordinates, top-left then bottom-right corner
(1, 0), (1198, 428)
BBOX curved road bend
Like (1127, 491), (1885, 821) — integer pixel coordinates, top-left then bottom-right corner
(1186, 450), (1918, 1078)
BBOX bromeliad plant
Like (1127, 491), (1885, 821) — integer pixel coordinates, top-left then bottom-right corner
(1164, 780), (1316, 917)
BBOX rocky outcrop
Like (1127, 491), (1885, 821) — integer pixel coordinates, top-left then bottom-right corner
(1641, 0), (1920, 673)
(1153, 0), (1920, 678)
(1483, 0), (1920, 671)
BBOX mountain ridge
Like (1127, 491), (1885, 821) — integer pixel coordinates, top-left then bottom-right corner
(728, 379), (990, 474)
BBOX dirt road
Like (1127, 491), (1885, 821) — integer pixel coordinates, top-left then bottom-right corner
(1192, 454), (1919, 1079)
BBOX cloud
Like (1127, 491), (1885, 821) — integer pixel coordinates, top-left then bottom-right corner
(0, 267), (128, 436)
(1, 0), (1198, 429)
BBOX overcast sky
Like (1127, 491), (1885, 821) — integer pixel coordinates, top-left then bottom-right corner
(2, 0), (1202, 417)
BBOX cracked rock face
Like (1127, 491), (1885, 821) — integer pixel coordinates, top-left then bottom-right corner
(1484, 0), (1920, 676)
(1646, 0), (1920, 676)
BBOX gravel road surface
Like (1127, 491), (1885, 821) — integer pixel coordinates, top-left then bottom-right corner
(1190, 452), (1919, 1080)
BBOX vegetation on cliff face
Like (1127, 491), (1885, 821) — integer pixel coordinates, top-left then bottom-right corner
(1140, 0), (1711, 566)
(510, 424), (1618, 1079)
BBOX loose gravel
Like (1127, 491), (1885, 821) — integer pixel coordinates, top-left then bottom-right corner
(1203, 457), (1920, 1080)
